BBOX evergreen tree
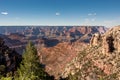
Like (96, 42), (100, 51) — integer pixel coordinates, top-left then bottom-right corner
(1, 77), (12, 80)
(15, 42), (48, 80)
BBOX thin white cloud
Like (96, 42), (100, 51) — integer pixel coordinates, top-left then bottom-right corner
(56, 12), (60, 16)
(88, 13), (92, 16)
(91, 18), (96, 22)
(88, 13), (96, 16)
(85, 18), (96, 22)
(1, 12), (8, 15)
(84, 18), (96, 25)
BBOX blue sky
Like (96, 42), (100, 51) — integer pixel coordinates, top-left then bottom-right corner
(0, 0), (120, 27)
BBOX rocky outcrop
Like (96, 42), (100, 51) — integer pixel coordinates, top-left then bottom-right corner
(61, 26), (120, 80)
(102, 35), (115, 54)
(90, 26), (120, 54)
(102, 26), (120, 54)
(90, 33), (101, 47)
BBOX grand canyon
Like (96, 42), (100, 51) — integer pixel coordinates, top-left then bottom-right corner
(1, 25), (120, 80)
(0, 0), (120, 80)
(1, 25), (118, 80)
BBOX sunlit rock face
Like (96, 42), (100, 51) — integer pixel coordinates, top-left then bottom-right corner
(90, 26), (120, 54)
(102, 26), (120, 54)
(90, 33), (101, 47)
(61, 26), (120, 80)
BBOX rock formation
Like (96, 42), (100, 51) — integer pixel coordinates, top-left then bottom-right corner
(90, 33), (101, 47)
(102, 26), (120, 54)
(0, 37), (21, 75)
(90, 26), (120, 54)
(61, 26), (120, 80)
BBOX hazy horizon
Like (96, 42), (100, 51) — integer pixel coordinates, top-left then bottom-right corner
(0, 24), (110, 27)
(0, 0), (120, 27)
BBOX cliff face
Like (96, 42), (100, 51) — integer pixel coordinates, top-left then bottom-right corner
(90, 26), (120, 54)
(62, 26), (120, 80)
(0, 37), (21, 74)
(102, 26), (120, 54)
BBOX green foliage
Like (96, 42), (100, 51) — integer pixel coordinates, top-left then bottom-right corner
(1, 77), (12, 80)
(0, 65), (5, 74)
(67, 73), (79, 80)
(99, 77), (104, 80)
(15, 41), (51, 80)
(0, 72), (13, 80)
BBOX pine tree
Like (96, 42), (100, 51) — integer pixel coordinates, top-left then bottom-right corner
(15, 42), (48, 80)
(1, 77), (12, 80)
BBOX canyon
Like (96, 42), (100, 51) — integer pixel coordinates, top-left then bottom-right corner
(0, 26), (108, 79)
